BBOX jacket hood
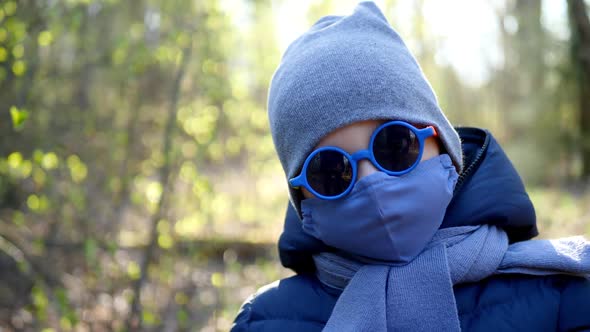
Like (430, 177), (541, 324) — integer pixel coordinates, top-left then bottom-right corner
(278, 127), (538, 273)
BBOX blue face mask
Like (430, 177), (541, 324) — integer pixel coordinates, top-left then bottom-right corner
(300, 154), (459, 263)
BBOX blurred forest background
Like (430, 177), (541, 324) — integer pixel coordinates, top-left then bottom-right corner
(0, 0), (589, 331)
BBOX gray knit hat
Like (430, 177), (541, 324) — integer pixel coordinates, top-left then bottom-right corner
(268, 1), (463, 214)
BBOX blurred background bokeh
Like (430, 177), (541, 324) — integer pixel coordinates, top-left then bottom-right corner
(0, 0), (589, 331)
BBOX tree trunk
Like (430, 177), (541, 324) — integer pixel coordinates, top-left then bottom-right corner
(567, 0), (590, 179)
(124, 42), (193, 332)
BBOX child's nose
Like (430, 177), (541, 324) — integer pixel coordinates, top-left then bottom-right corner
(357, 159), (379, 181)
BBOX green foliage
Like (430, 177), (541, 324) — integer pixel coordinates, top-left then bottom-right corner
(31, 284), (49, 322)
(10, 106), (28, 130)
(0, 0), (588, 331)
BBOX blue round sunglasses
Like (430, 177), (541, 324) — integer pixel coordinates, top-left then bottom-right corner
(289, 121), (438, 200)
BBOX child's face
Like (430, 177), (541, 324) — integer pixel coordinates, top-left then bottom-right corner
(301, 120), (442, 199)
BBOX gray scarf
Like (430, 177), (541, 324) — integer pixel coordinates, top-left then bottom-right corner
(313, 225), (590, 331)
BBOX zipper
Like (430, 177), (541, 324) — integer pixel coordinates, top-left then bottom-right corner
(453, 128), (491, 195)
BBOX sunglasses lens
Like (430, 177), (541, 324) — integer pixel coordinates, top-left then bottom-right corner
(306, 150), (353, 197)
(372, 124), (420, 172)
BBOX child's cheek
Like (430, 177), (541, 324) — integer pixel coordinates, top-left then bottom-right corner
(302, 187), (315, 199)
(421, 136), (442, 161)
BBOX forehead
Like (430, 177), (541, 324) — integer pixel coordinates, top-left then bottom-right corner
(315, 120), (384, 153)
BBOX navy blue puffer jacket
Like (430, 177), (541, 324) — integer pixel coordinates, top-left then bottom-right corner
(232, 128), (590, 331)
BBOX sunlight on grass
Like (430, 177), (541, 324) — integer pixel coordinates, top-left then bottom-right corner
(528, 187), (590, 239)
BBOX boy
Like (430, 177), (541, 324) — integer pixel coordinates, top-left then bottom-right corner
(232, 2), (590, 331)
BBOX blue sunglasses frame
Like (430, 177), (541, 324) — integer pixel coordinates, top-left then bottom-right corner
(289, 121), (438, 200)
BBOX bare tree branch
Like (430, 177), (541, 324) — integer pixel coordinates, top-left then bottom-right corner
(125, 41), (194, 331)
